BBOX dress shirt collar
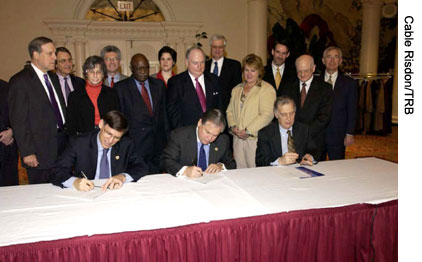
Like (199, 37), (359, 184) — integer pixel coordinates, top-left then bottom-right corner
(31, 63), (47, 78)
(300, 76), (313, 93)
(325, 70), (338, 87)
(271, 63), (285, 76)
(278, 124), (293, 135)
(108, 73), (121, 83)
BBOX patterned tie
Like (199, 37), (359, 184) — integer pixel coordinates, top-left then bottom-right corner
(213, 61), (218, 76)
(198, 144), (207, 171)
(99, 148), (110, 179)
(327, 74), (334, 89)
(43, 74), (64, 129)
(195, 78), (207, 113)
(275, 67), (282, 90)
(140, 82), (153, 116)
(287, 130), (296, 153)
(110, 76), (114, 88)
(64, 76), (71, 103)
(300, 82), (307, 108)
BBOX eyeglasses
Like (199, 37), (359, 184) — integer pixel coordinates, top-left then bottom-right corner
(57, 58), (73, 64)
(104, 57), (120, 62)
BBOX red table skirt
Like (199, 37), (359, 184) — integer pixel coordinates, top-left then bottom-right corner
(0, 200), (397, 262)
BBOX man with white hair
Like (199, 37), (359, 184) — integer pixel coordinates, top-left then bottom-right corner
(282, 54), (332, 159)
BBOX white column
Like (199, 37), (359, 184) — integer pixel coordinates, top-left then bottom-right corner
(359, 0), (384, 75)
(73, 41), (86, 78)
(247, 0), (268, 62)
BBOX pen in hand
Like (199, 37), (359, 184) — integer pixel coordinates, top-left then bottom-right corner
(81, 171), (101, 188)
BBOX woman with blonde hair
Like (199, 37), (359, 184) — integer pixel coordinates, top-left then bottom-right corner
(226, 54), (276, 168)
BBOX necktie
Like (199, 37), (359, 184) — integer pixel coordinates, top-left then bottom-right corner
(198, 144), (207, 171)
(275, 67), (282, 90)
(110, 76), (114, 88)
(140, 82), (153, 116)
(287, 130), (296, 153)
(64, 76), (71, 102)
(300, 82), (307, 108)
(99, 148), (110, 179)
(43, 74), (64, 129)
(195, 78), (207, 112)
(327, 74), (334, 89)
(213, 61), (218, 76)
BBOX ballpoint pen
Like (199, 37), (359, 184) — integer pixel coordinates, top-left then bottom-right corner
(81, 171), (101, 188)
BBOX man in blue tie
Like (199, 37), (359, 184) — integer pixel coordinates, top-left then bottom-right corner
(51, 111), (148, 191)
(205, 34), (242, 114)
(8, 36), (67, 184)
(161, 109), (236, 178)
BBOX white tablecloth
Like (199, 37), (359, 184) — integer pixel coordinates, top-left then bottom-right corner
(0, 157), (397, 247)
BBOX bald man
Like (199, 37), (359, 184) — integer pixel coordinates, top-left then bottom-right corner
(114, 54), (169, 174)
(281, 54), (332, 160)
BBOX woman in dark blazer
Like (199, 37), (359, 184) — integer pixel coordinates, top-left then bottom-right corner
(66, 56), (120, 135)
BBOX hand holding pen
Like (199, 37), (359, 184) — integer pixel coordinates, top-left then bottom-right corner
(182, 159), (203, 178)
(73, 171), (95, 192)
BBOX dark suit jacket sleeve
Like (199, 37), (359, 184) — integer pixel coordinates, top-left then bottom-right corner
(122, 140), (148, 182)
(7, 74), (35, 157)
(160, 129), (184, 175)
(166, 77), (181, 130)
(256, 126), (277, 167)
(50, 136), (79, 187)
(65, 91), (79, 135)
(217, 134), (236, 169)
(346, 78), (358, 135)
(309, 82), (333, 136)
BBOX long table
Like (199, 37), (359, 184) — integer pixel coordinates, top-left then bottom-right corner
(0, 158), (398, 261)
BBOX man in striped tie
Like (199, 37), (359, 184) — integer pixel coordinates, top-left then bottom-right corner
(256, 96), (319, 167)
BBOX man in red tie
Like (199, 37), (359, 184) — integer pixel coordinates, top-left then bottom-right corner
(167, 46), (222, 130)
(114, 54), (169, 174)
(281, 55), (332, 160)
(100, 45), (128, 88)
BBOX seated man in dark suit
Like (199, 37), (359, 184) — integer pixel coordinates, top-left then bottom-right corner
(161, 109), (236, 178)
(256, 96), (318, 167)
(51, 111), (148, 191)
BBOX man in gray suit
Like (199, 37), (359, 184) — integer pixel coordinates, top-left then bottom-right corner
(161, 109), (236, 177)
(100, 45), (128, 87)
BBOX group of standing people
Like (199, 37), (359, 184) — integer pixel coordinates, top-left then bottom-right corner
(1, 34), (357, 192)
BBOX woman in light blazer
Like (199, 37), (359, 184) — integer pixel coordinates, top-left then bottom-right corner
(226, 54), (276, 169)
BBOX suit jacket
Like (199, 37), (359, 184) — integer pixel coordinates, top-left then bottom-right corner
(226, 81), (276, 137)
(104, 74), (128, 87)
(115, 76), (169, 174)
(66, 84), (120, 135)
(316, 71), (358, 146)
(263, 64), (296, 97)
(167, 71), (222, 130)
(51, 130), (148, 187)
(205, 58), (242, 112)
(160, 125), (236, 176)
(281, 77), (333, 149)
(0, 79), (18, 186)
(69, 74), (85, 92)
(256, 121), (319, 166)
(8, 66), (67, 169)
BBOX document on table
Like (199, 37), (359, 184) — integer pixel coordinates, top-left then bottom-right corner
(55, 179), (109, 201)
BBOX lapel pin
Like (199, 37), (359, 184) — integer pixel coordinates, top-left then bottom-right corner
(215, 147), (218, 151)
(115, 155), (120, 160)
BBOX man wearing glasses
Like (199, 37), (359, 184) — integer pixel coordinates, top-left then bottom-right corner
(100, 45), (128, 88)
(51, 111), (148, 191)
(55, 47), (85, 105)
